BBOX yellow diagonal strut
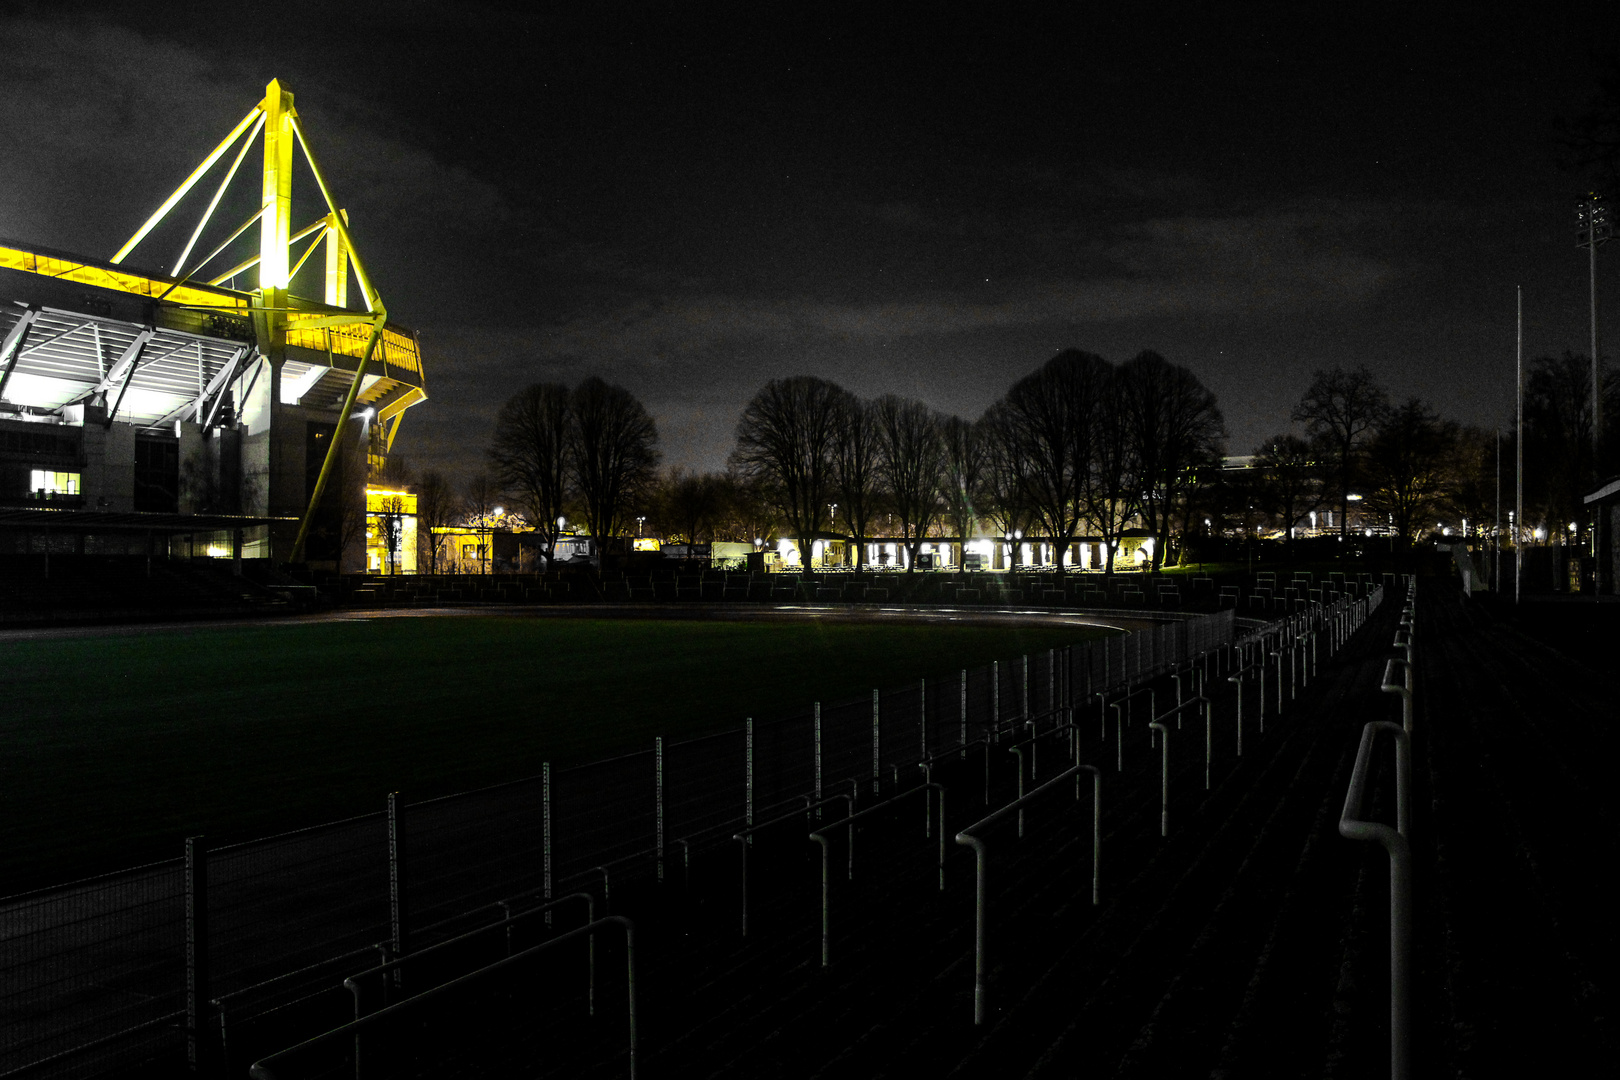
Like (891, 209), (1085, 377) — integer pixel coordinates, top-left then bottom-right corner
(291, 315), (387, 563)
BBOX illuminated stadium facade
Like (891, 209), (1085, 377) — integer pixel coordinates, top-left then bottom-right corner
(0, 80), (425, 569)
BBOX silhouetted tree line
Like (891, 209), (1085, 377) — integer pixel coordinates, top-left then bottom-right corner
(1241, 355), (1618, 553)
(728, 349), (1226, 574)
(457, 351), (1609, 576)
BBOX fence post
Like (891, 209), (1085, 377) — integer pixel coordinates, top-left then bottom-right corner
(960, 669), (968, 758)
(387, 792), (408, 975)
(655, 737), (665, 883)
(185, 835), (212, 1075)
(918, 680), (927, 760)
(543, 763), (553, 921)
(1022, 654), (1029, 720)
(872, 690), (881, 795)
(1048, 648), (1055, 719)
(992, 661), (1000, 738)
(745, 719), (754, 840)
(814, 704), (823, 807)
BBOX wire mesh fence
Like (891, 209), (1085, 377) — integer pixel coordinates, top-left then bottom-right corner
(0, 860), (185, 1078)
(0, 607), (1236, 1077)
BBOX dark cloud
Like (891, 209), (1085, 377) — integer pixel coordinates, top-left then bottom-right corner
(2, 4), (1617, 486)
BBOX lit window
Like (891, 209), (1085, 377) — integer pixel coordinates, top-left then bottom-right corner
(30, 470), (80, 495)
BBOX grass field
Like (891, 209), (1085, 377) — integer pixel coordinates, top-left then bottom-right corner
(2, 612), (1117, 893)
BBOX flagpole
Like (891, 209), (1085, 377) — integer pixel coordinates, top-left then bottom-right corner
(1516, 286), (1524, 605)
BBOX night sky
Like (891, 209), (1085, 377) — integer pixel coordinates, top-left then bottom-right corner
(2, 3), (1617, 484)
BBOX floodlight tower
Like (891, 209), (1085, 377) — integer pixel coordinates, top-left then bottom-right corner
(1577, 194), (1610, 595)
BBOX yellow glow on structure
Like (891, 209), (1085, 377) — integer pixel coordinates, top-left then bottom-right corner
(259, 79), (295, 292)
(285, 316), (421, 377)
(0, 245), (249, 312)
(365, 486), (418, 514)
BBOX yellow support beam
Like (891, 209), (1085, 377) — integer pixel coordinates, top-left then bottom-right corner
(291, 315), (387, 563)
(112, 103), (264, 265)
(288, 114), (383, 316)
(259, 79), (296, 297)
(171, 112), (266, 277)
(203, 216), (326, 288)
(324, 210), (350, 308)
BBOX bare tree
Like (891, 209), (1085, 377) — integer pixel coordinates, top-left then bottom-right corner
(571, 377), (662, 554)
(709, 469), (777, 544)
(1086, 365), (1138, 573)
(1121, 351), (1225, 570)
(1362, 398), (1459, 545)
(658, 468), (723, 547)
(415, 469), (455, 574)
(977, 403), (1036, 565)
(488, 383), (572, 564)
(940, 415), (985, 570)
(830, 390), (881, 568)
(1291, 364), (1389, 541)
(1445, 425), (1502, 542)
(463, 470), (500, 574)
(730, 376), (844, 576)
(1520, 351), (1620, 532)
(874, 395), (946, 572)
(1251, 433), (1329, 558)
(996, 350), (1109, 574)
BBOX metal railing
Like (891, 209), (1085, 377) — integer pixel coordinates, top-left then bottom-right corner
(955, 763), (1102, 1024)
(809, 783), (946, 968)
(4, 608), (1240, 1077)
(1338, 721), (1412, 1080)
(1338, 577), (1413, 1080)
(343, 891), (597, 1018)
(248, 915), (638, 1080)
(731, 791), (855, 937)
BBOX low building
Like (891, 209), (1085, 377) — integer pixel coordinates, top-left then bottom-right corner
(1583, 474), (1620, 595)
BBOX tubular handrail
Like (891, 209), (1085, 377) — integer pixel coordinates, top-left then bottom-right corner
(249, 915), (637, 1080)
(1226, 663), (1260, 743)
(1005, 720), (1084, 834)
(1381, 657), (1413, 734)
(1147, 694), (1214, 789)
(955, 762), (1102, 1024)
(809, 782), (945, 967)
(1339, 720), (1411, 1080)
(1148, 722), (1169, 835)
(922, 734), (994, 807)
(344, 891), (595, 1010)
(732, 791), (854, 937)
(1104, 684), (1156, 772)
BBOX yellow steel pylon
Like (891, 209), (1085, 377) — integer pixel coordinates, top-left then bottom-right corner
(109, 79), (407, 564)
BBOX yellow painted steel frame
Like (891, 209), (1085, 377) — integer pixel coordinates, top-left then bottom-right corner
(105, 78), (422, 564)
(291, 313), (387, 563)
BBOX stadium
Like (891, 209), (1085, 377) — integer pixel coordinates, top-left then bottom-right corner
(0, 79), (423, 574)
(1, 77), (1611, 1080)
